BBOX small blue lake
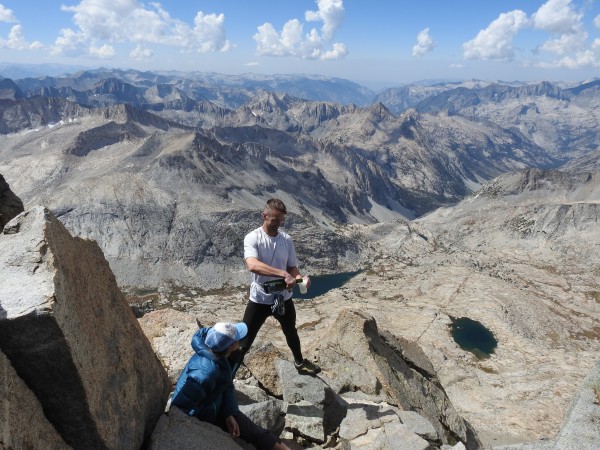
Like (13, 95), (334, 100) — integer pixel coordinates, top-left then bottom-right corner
(295, 270), (361, 299)
(450, 316), (497, 360)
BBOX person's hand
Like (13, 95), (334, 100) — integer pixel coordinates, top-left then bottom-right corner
(304, 276), (311, 289)
(295, 275), (311, 290)
(284, 273), (295, 289)
(225, 415), (240, 438)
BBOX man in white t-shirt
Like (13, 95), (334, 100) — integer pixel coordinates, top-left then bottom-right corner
(231, 198), (321, 376)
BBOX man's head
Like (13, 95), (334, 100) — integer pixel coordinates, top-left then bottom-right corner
(262, 198), (287, 236)
(205, 322), (248, 354)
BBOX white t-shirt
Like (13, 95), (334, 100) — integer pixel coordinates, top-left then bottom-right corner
(244, 226), (298, 304)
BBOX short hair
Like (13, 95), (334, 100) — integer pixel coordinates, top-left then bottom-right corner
(265, 198), (287, 214)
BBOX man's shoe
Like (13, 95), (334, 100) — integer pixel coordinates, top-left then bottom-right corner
(295, 358), (321, 376)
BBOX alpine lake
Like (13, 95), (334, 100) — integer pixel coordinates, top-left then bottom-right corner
(450, 316), (498, 359)
(294, 270), (362, 300)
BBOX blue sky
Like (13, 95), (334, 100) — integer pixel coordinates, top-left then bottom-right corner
(1, 0), (599, 88)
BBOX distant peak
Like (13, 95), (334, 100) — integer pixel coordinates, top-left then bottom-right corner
(367, 101), (394, 120)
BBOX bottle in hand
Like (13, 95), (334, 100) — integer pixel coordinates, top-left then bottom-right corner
(263, 278), (287, 293)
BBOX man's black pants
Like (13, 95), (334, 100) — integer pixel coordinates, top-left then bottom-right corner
(230, 298), (303, 373)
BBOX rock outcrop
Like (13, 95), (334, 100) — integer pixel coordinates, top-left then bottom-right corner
(338, 401), (433, 450)
(551, 358), (600, 449)
(0, 173), (23, 232)
(149, 407), (243, 450)
(0, 349), (71, 450)
(276, 359), (348, 444)
(135, 307), (200, 383)
(0, 206), (170, 449)
(147, 308), (598, 449)
(312, 309), (481, 449)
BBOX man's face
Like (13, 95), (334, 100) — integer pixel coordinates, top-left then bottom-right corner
(262, 209), (286, 234)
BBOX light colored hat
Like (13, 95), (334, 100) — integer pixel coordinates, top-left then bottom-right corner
(205, 322), (248, 353)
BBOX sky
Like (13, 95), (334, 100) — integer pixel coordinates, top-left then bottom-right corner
(1, 0), (600, 88)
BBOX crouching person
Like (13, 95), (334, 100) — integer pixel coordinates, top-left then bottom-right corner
(171, 322), (290, 450)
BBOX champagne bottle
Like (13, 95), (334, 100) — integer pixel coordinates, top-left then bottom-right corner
(263, 278), (287, 293)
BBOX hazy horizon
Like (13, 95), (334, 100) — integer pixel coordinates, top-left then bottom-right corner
(1, 1), (600, 88)
(2, 60), (599, 94)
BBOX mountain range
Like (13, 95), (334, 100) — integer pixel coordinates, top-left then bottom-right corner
(1, 68), (598, 288)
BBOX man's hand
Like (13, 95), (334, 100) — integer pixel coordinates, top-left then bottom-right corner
(294, 275), (311, 288)
(225, 415), (240, 438)
(284, 273), (295, 289)
(304, 276), (311, 289)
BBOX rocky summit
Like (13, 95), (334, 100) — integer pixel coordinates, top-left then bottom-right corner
(142, 306), (482, 449)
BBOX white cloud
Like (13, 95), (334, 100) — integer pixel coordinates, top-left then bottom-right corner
(305, 0), (345, 40)
(461, 0), (597, 69)
(52, 0), (231, 57)
(51, 28), (88, 57)
(130, 45), (154, 61)
(533, 0), (581, 34)
(254, 0), (347, 60)
(0, 24), (43, 50)
(537, 25), (587, 55)
(321, 42), (348, 60)
(535, 35), (600, 69)
(537, 50), (599, 68)
(192, 11), (231, 52)
(0, 3), (16, 22)
(254, 22), (292, 57)
(533, 0), (587, 55)
(0, 4), (42, 51)
(90, 44), (115, 59)
(463, 10), (528, 61)
(412, 28), (435, 57)
(51, 28), (113, 59)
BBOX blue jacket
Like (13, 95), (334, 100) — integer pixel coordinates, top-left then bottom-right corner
(170, 328), (238, 423)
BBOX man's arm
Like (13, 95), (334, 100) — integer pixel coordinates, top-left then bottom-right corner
(245, 257), (295, 287)
(220, 381), (239, 420)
